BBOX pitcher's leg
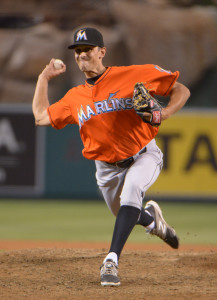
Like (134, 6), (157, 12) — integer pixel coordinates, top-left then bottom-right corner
(120, 149), (163, 209)
(95, 160), (127, 216)
(103, 148), (163, 260)
(120, 149), (163, 234)
(100, 144), (163, 286)
(107, 146), (163, 258)
(120, 149), (179, 249)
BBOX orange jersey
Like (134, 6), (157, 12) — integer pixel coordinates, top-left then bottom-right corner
(47, 64), (179, 163)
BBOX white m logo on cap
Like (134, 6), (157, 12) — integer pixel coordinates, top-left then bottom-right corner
(76, 30), (87, 41)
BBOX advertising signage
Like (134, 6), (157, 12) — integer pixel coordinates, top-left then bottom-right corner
(0, 105), (45, 196)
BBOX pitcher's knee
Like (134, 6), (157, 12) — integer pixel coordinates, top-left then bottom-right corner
(126, 175), (141, 191)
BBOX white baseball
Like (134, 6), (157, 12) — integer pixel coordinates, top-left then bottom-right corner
(53, 59), (64, 70)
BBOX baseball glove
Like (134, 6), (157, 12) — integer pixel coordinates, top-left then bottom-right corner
(133, 82), (162, 127)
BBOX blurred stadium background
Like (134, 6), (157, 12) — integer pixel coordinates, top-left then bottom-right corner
(0, 0), (216, 245)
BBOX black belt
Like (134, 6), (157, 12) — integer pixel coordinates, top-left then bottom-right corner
(108, 147), (147, 168)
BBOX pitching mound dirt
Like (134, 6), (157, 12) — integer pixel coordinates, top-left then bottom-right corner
(0, 242), (216, 300)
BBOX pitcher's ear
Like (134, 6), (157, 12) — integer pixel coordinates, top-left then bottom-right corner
(99, 47), (106, 59)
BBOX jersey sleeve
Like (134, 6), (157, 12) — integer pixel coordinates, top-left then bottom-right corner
(147, 65), (179, 96)
(47, 98), (75, 129)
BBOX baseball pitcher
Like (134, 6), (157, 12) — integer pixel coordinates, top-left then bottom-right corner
(32, 27), (190, 286)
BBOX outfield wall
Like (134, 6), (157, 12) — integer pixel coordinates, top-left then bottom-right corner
(0, 105), (216, 200)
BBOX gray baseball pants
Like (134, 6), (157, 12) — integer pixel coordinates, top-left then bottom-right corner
(95, 139), (163, 216)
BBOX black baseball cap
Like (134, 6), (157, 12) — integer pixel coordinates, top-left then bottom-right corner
(68, 27), (104, 49)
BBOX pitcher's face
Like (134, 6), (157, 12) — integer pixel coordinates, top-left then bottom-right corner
(74, 46), (106, 73)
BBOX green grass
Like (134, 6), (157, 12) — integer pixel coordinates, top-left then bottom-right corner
(0, 199), (216, 245)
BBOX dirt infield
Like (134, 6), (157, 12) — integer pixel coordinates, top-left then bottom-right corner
(0, 241), (216, 300)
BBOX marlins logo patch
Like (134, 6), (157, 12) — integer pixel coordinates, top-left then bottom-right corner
(76, 30), (87, 41)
